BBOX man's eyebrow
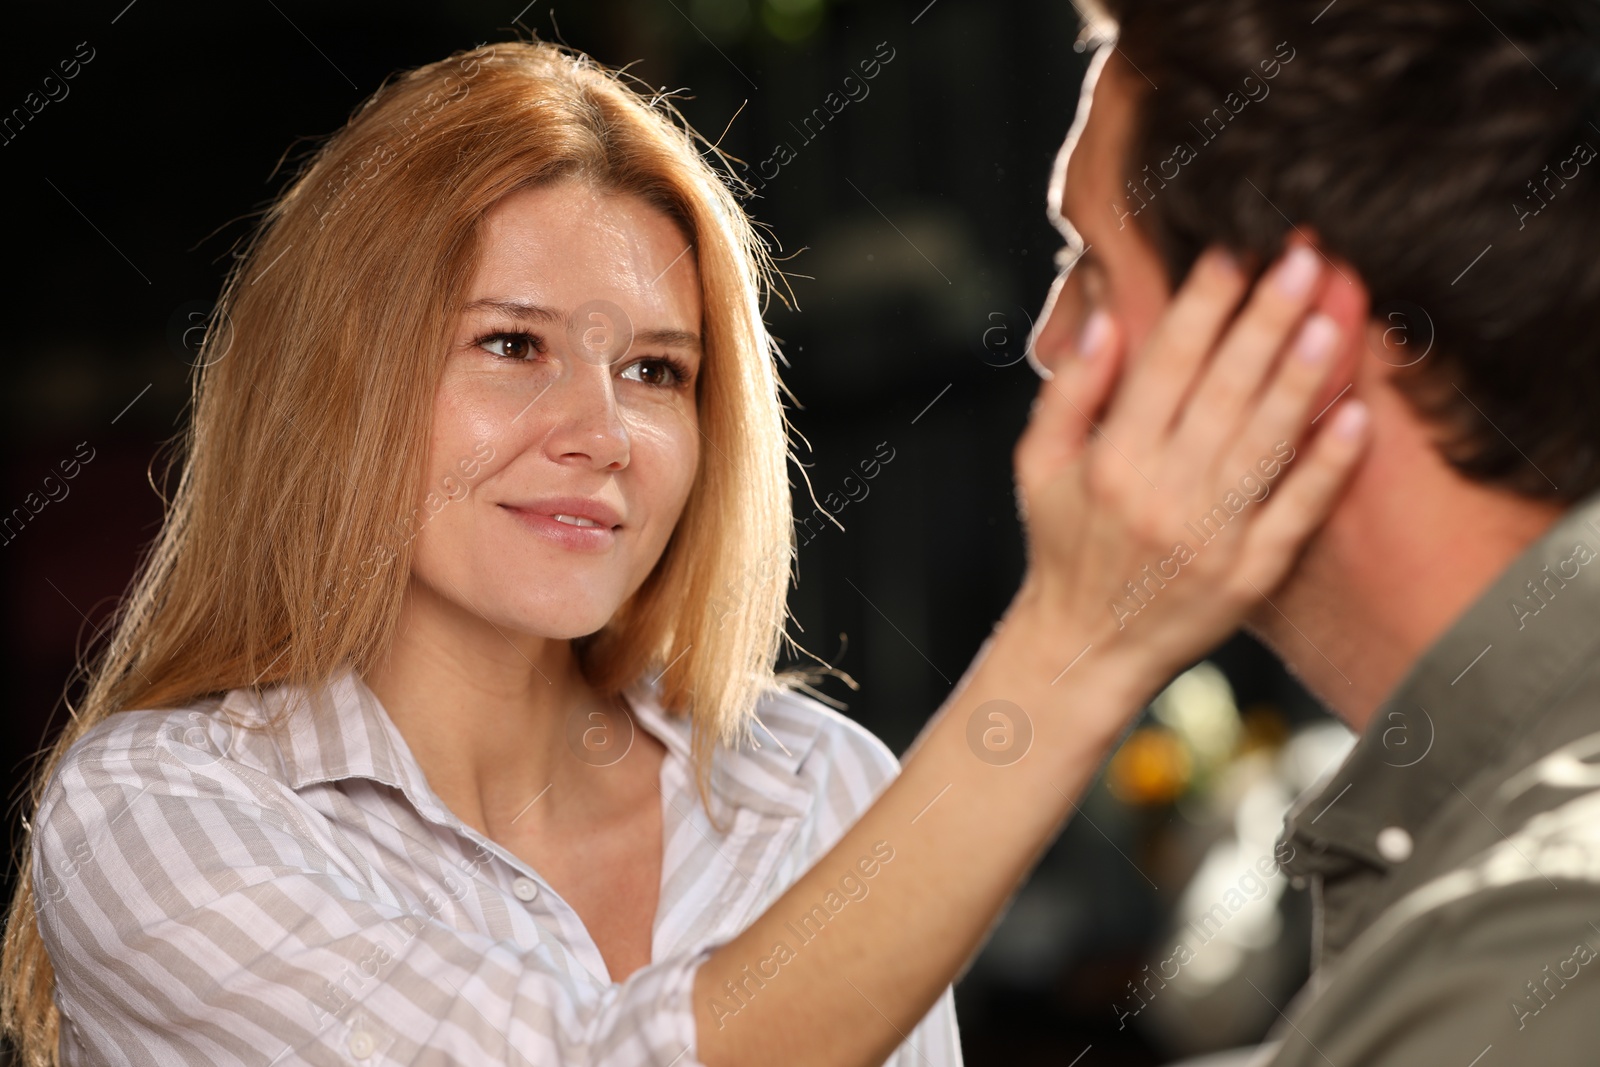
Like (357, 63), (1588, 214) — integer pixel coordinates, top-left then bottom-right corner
(459, 298), (702, 352)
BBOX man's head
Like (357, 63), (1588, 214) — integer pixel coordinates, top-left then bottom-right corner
(1044, 0), (1600, 496)
(1033, 0), (1596, 720)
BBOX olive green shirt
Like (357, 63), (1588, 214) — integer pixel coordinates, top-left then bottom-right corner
(1263, 488), (1600, 1066)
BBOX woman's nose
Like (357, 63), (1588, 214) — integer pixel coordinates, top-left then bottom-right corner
(543, 359), (632, 470)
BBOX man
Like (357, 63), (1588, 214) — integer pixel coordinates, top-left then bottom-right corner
(1029, 0), (1600, 1062)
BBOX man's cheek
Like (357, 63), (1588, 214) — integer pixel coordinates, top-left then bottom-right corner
(1114, 290), (1164, 368)
(1114, 248), (1177, 363)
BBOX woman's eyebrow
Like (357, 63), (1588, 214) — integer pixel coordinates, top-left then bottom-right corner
(459, 298), (564, 323)
(635, 327), (702, 352)
(460, 297), (702, 353)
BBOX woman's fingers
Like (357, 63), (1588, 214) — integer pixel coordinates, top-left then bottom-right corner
(1012, 230), (1370, 685)
(1236, 398), (1370, 595)
(1168, 243), (1326, 474)
(1222, 311), (1343, 481)
(1102, 246), (1248, 457)
(1015, 306), (1124, 489)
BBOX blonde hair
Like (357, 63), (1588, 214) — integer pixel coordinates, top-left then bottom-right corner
(2, 39), (815, 1065)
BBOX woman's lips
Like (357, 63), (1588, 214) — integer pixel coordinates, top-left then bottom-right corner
(503, 506), (619, 552)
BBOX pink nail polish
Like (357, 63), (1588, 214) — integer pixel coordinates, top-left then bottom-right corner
(1294, 314), (1340, 363)
(1332, 399), (1368, 440)
(1077, 310), (1110, 359)
(1273, 246), (1321, 299)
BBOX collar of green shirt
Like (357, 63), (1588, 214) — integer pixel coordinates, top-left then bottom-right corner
(1279, 486), (1600, 878)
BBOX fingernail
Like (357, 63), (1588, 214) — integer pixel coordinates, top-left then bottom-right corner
(1293, 313), (1340, 363)
(1332, 399), (1368, 440)
(1077, 309), (1111, 359)
(1273, 246), (1321, 299)
(1210, 246), (1243, 279)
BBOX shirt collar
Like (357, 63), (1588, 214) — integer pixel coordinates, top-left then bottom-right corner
(225, 664), (442, 819)
(1282, 486), (1600, 877)
(227, 663), (824, 821)
(623, 676), (823, 818)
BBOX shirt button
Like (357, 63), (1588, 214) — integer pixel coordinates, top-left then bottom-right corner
(512, 877), (540, 902)
(1377, 826), (1413, 863)
(347, 1031), (376, 1059)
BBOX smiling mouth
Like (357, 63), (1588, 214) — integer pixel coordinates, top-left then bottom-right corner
(502, 505), (621, 553)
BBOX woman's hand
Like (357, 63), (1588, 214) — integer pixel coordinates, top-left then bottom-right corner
(697, 238), (1373, 1067)
(1012, 240), (1370, 688)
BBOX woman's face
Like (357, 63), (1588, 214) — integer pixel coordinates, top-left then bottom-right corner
(409, 179), (703, 641)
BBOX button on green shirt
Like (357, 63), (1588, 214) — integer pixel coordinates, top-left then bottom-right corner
(1263, 490), (1600, 1066)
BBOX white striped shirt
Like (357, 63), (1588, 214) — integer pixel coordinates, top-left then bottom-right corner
(33, 664), (963, 1066)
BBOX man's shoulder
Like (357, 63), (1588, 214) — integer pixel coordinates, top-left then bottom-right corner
(1269, 781), (1600, 1067)
(1270, 864), (1600, 1066)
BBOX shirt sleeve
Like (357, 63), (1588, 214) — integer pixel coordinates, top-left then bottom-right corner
(34, 739), (714, 1067)
(1260, 877), (1600, 1067)
(885, 985), (964, 1067)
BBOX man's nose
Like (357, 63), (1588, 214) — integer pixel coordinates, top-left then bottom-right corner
(1027, 272), (1081, 379)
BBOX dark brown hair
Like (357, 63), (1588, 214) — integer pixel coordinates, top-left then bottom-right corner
(1084, 0), (1600, 499)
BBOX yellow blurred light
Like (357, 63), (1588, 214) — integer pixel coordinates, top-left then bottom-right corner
(1107, 725), (1193, 805)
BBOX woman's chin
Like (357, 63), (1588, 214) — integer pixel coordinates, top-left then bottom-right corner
(413, 568), (629, 641)
(499, 601), (622, 642)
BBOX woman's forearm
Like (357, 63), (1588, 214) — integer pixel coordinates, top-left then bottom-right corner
(693, 235), (1367, 1066)
(693, 581), (1157, 1067)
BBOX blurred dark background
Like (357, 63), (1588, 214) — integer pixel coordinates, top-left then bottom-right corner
(0, 1), (1352, 1063)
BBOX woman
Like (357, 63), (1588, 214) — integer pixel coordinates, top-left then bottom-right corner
(0, 39), (1365, 1067)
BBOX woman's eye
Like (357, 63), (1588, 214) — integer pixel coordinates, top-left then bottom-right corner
(620, 358), (687, 389)
(477, 332), (543, 360)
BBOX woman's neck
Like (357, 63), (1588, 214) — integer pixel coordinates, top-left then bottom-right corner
(362, 576), (629, 838)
